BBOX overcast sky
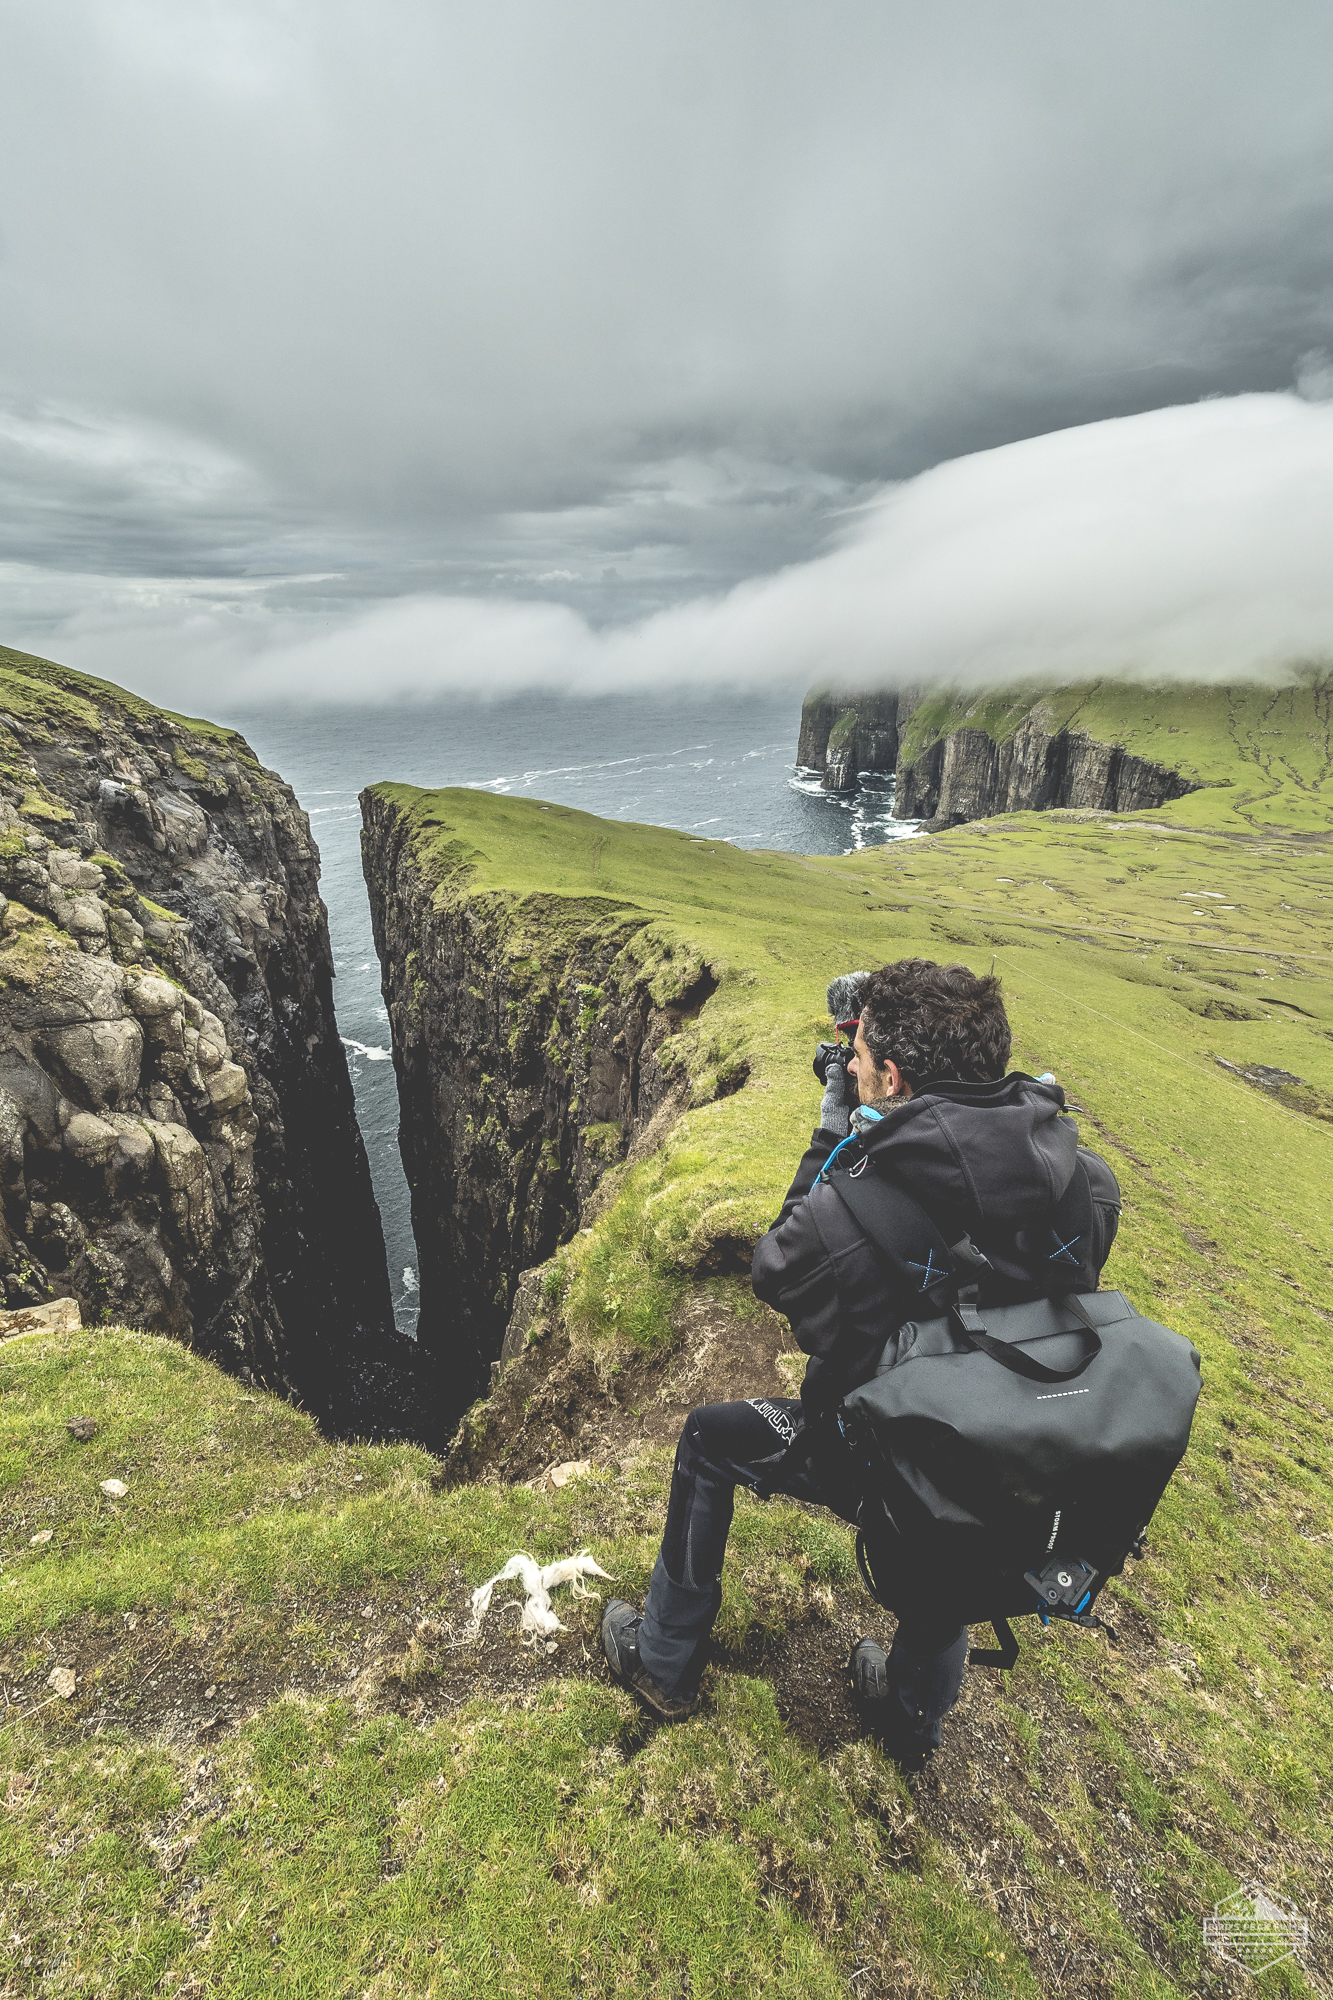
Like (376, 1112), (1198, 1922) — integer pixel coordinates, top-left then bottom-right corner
(3, 1), (1333, 704)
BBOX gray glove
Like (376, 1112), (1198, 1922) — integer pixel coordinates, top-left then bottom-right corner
(819, 1054), (853, 1137)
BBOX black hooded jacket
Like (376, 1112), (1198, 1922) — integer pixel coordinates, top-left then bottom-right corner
(751, 1073), (1121, 1414)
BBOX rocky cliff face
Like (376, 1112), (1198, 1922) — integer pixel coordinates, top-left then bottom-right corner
(360, 787), (727, 1429)
(796, 689), (903, 791)
(894, 711), (1199, 825)
(797, 681), (1197, 823)
(0, 646), (401, 1430)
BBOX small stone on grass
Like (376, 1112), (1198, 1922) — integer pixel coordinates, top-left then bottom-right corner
(47, 1668), (76, 1700)
(547, 1459), (592, 1490)
(99, 1478), (129, 1499)
(29, 1530), (53, 1546)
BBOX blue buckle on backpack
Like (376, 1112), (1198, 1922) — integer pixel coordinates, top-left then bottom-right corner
(1024, 1555), (1118, 1641)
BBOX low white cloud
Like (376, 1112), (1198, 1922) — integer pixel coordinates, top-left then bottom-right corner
(19, 391), (1333, 710)
(1296, 349), (1333, 403)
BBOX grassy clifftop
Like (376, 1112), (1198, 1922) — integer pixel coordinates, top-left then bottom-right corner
(897, 671), (1333, 832)
(3, 713), (1331, 1994)
(368, 768), (1333, 1353)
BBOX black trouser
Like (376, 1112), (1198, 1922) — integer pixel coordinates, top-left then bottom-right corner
(637, 1399), (969, 1737)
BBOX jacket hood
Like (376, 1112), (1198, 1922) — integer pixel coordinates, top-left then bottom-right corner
(858, 1072), (1078, 1223)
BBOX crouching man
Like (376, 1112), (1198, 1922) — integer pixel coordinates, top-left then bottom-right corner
(601, 958), (1121, 1767)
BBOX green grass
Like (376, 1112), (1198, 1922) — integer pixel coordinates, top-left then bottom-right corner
(0, 1328), (857, 1661)
(1, 1327), (1023, 1997)
(351, 707), (1333, 1992)
(2, 662), (1331, 1993)
(2, 1676), (1033, 1999)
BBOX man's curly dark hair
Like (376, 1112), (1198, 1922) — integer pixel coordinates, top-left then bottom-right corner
(859, 958), (1011, 1087)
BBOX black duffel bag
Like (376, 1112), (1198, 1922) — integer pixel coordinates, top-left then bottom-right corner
(830, 1170), (1202, 1668)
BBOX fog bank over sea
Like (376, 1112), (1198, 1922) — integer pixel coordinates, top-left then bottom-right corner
(230, 690), (919, 1338)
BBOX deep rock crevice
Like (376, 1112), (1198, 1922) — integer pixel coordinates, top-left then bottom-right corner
(360, 788), (719, 1434)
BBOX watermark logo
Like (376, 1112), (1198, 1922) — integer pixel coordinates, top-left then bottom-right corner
(1203, 1885), (1307, 1974)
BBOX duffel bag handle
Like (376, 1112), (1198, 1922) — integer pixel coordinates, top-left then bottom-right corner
(950, 1298), (1101, 1383)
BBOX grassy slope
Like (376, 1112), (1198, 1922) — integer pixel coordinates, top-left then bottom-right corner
(3, 684), (1332, 1995)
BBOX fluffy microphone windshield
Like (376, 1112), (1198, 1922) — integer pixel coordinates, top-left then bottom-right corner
(825, 972), (870, 1025)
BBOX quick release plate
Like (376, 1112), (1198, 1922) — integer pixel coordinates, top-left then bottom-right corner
(1024, 1555), (1098, 1617)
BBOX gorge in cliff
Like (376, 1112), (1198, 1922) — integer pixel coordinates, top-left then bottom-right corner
(358, 783), (745, 1432)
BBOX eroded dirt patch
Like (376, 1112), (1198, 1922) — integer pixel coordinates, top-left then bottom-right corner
(451, 1286), (796, 1485)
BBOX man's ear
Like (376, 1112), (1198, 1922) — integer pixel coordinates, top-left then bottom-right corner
(883, 1060), (909, 1099)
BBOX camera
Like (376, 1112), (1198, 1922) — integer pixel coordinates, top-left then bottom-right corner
(813, 1040), (851, 1085)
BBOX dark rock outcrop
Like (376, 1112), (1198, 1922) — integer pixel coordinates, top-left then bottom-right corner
(796, 690), (904, 791)
(360, 787), (723, 1428)
(894, 712), (1199, 824)
(0, 645), (401, 1431)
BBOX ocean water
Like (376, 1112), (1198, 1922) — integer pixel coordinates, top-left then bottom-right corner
(228, 692), (920, 1337)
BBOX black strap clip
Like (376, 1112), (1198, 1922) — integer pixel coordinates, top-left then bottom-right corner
(968, 1618), (1019, 1671)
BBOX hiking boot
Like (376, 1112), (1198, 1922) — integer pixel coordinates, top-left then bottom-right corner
(848, 1637), (938, 1774)
(601, 1601), (698, 1721)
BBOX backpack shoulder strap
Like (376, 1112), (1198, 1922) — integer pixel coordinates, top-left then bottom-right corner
(830, 1150), (1101, 1309)
(826, 1167), (961, 1312)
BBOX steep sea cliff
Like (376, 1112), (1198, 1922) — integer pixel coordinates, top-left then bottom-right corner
(796, 681), (1209, 824)
(893, 699), (1199, 823)
(795, 688), (905, 789)
(359, 784), (738, 1425)
(0, 646), (403, 1431)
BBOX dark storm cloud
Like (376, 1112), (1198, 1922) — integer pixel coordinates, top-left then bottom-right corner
(2, 0), (1333, 696)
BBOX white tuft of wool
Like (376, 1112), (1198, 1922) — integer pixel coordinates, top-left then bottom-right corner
(464, 1552), (613, 1646)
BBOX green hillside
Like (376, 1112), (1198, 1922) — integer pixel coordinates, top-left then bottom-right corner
(898, 671), (1333, 832)
(4, 683), (1332, 1995)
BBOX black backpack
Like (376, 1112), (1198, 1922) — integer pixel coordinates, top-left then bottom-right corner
(829, 1161), (1202, 1669)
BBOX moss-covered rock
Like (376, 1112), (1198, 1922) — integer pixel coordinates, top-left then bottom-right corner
(0, 644), (401, 1429)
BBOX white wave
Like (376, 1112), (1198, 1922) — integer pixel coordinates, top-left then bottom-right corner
(401, 1266), (417, 1293)
(341, 1036), (392, 1062)
(469, 743), (717, 793)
